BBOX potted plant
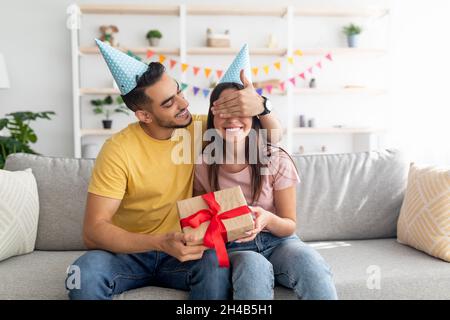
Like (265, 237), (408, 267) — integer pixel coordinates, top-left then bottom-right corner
(146, 29), (162, 46)
(342, 23), (362, 48)
(90, 95), (129, 129)
(0, 111), (55, 169)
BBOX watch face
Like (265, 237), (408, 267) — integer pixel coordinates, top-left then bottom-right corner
(266, 98), (273, 111)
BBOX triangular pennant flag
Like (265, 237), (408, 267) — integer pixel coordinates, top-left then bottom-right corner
(325, 53), (333, 61)
(193, 86), (200, 96)
(308, 66), (313, 74)
(180, 83), (188, 92)
(299, 72), (306, 80)
(256, 88), (263, 96)
(126, 50), (142, 62)
(204, 68), (212, 78)
(252, 67), (259, 77)
(219, 44), (252, 84)
(263, 65), (269, 75)
(265, 85), (273, 94)
(181, 63), (189, 73)
(202, 88), (210, 98)
(279, 81), (285, 92)
(193, 66), (200, 76)
(294, 49), (303, 56)
(289, 77), (296, 86)
(169, 59), (177, 69)
(146, 50), (155, 58)
(216, 70), (223, 79)
(159, 55), (166, 63)
(273, 62), (281, 70)
(316, 61), (322, 69)
(95, 39), (149, 95)
(287, 56), (294, 64)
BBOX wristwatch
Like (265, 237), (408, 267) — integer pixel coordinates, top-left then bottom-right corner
(259, 96), (272, 116)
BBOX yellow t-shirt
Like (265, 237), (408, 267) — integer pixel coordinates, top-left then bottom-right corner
(88, 114), (206, 235)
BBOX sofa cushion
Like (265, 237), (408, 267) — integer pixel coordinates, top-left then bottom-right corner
(0, 168), (39, 261)
(1, 239), (449, 299)
(397, 163), (450, 262)
(293, 149), (409, 241)
(4, 154), (94, 250)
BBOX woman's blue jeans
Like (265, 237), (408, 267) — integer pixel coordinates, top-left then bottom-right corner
(226, 232), (338, 300)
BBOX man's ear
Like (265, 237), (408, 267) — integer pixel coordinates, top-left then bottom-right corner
(135, 109), (153, 124)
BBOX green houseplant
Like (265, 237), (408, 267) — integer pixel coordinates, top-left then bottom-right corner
(0, 111), (55, 169)
(342, 23), (362, 48)
(90, 95), (129, 129)
(146, 29), (162, 46)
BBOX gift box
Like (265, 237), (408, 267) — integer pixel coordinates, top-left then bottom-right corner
(177, 186), (254, 267)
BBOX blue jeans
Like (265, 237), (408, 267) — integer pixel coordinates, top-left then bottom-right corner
(227, 232), (338, 300)
(66, 249), (232, 300)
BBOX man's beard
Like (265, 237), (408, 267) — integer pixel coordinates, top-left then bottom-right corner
(154, 110), (192, 129)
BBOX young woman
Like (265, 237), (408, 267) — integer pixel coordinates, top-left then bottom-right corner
(194, 82), (338, 300)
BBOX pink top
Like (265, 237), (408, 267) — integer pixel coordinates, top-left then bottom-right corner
(194, 149), (300, 214)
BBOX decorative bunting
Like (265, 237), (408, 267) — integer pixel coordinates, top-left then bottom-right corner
(294, 49), (303, 56)
(299, 72), (306, 80)
(169, 59), (177, 69)
(273, 62), (281, 70)
(316, 61), (322, 69)
(193, 66), (200, 76)
(159, 55), (166, 63)
(202, 89), (210, 98)
(325, 53), (333, 61)
(146, 50), (154, 58)
(263, 65), (270, 75)
(252, 67), (259, 77)
(204, 68), (212, 78)
(180, 82), (188, 92)
(256, 88), (263, 96)
(287, 57), (294, 64)
(193, 86), (200, 96)
(307, 67), (313, 74)
(279, 81), (285, 92)
(289, 77), (296, 86)
(216, 70), (223, 79)
(181, 63), (189, 73)
(265, 85), (273, 94)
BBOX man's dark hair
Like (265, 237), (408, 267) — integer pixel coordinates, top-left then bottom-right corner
(121, 62), (165, 112)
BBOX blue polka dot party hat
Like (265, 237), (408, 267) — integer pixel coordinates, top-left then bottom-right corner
(95, 39), (149, 95)
(218, 44), (252, 85)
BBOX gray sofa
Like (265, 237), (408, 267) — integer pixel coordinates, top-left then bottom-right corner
(1, 149), (449, 300)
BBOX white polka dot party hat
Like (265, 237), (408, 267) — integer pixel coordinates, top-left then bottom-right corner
(95, 39), (149, 95)
(218, 44), (252, 85)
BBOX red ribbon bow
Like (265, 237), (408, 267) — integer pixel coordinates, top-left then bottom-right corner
(180, 192), (251, 267)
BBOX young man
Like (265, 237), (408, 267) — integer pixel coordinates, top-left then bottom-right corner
(66, 41), (281, 300)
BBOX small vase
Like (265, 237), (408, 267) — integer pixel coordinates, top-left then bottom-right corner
(347, 34), (359, 48)
(149, 38), (160, 47)
(102, 120), (112, 129)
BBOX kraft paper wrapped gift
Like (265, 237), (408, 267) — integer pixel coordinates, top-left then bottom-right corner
(177, 186), (254, 246)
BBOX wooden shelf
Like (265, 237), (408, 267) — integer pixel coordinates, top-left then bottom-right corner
(302, 48), (387, 56)
(79, 4), (180, 15)
(81, 129), (119, 137)
(80, 88), (120, 96)
(187, 47), (287, 56)
(187, 6), (287, 17)
(79, 47), (179, 55)
(291, 127), (380, 134)
(271, 87), (387, 96)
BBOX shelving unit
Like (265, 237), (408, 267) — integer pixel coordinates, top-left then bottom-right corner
(67, 3), (389, 158)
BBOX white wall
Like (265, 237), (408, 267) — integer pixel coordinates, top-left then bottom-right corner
(0, 0), (449, 165)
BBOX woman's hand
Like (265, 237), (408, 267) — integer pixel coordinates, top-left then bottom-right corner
(235, 206), (274, 243)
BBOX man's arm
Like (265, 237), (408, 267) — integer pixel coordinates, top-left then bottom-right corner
(210, 69), (283, 143)
(83, 193), (207, 262)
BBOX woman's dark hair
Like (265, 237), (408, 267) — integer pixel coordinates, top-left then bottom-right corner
(206, 82), (266, 204)
(121, 62), (165, 112)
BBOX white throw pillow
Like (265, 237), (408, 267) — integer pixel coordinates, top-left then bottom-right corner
(0, 168), (39, 261)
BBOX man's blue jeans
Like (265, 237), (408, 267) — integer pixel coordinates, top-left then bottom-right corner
(227, 232), (338, 300)
(66, 249), (233, 300)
